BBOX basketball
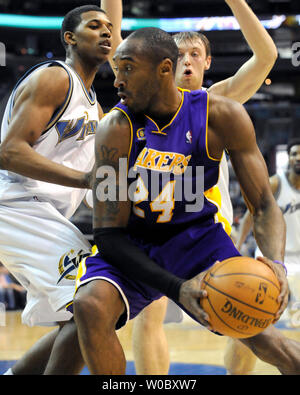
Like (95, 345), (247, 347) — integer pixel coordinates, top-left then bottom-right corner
(200, 256), (281, 339)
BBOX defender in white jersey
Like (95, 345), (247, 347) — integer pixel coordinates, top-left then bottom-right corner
(101, 0), (279, 374)
(0, 5), (113, 375)
(0, 59), (98, 325)
(226, 139), (300, 374)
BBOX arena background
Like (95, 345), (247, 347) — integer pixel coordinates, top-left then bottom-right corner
(0, 0), (299, 376)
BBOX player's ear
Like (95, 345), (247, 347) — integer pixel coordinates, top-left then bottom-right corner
(159, 58), (173, 76)
(204, 55), (212, 71)
(64, 31), (77, 47)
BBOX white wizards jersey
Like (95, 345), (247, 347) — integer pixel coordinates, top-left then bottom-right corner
(276, 171), (300, 254)
(0, 60), (99, 219)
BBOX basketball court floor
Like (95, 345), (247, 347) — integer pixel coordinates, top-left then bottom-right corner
(1, 309), (299, 375)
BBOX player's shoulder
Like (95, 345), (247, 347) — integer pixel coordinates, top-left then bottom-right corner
(13, 63), (70, 110)
(95, 106), (133, 154)
(101, 106), (131, 126)
(208, 92), (242, 115)
(207, 93), (248, 132)
(97, 105), (132, 141)
(19, 63), (70, 104)
(31, 65), (70, 91)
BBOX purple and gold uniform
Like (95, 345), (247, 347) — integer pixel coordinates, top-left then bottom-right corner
(67, 88), (240, 328)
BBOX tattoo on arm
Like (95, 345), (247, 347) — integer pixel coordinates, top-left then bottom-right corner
(94, 143), (128, 226)
(96, 145), (119, 170)
(102, 185), (121, 222)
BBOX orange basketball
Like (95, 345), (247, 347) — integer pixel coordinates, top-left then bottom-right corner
(200, 256), (281, 338)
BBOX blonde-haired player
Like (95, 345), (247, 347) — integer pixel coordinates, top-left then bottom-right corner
(102, 0), (278, 374)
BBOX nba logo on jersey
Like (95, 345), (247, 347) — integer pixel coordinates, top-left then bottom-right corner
(186, 130), (192, 144)
(137, 128), (146, 141)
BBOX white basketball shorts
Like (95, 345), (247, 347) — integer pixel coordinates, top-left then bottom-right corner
(0, 199), (91, 327)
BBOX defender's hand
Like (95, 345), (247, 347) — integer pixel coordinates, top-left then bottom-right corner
(82, 166), (95, 189)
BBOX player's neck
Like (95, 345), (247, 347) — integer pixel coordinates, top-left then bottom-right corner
(65, 56), (99, 92)
(190, 81), (203, 91)
(147, 85), (182, 129)
(178, 77), (203, 92)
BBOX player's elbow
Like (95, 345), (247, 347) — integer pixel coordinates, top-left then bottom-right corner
(271, 46), (278, 63)
(267, 44), (278, 64)
(255, 46), (278, 70)
(0, 144), (11, 170)
(0, 141), (20, 170)
(252, 191), (281, 219)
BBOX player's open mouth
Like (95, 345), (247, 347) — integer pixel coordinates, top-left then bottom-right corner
(99, 39), (112, 52)
(118, 92), (128, 105)
(184, 69), (192, 77)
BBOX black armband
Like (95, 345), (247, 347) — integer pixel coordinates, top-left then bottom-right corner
(93, 227), (184, 301)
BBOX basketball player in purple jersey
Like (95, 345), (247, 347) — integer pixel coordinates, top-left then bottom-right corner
(102, 0), (279, 374)
(69, 28), (300, 375)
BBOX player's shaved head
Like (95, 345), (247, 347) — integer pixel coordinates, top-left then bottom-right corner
(119, 27), (179, 74)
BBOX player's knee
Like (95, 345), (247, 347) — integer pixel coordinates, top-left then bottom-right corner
(137, 298), (167, 327)
(224, 338), (256, 375)
(136, 310), (163, 331)
(73, 282), (124, 331)
(73, 290), (99, 324)
(74, 288), (107, 325)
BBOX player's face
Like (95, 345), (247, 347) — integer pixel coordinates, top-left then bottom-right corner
(71, 11), (113, 63)
(175, 38), (211, 90)
(289, 145), (300, 175)
(113, 40), (159, 113)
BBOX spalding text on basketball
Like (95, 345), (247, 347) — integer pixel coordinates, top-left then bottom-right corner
(221, 299), (272, 329)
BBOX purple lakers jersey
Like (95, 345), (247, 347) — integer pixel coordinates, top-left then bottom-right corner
(112, 88), (220, 240)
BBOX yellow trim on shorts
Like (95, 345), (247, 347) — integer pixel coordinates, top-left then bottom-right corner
(75, 245), (98, 291)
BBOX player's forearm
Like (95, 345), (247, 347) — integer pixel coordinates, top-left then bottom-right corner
(208, 1), (278, 104)
(101, 0), (122, 34)
(94, 227), (184, 300)
(101, 0), (123, 67)
(236, 209), (253, 250)
(225, 0), (277, 65)
(0, 140), (90, 188)
(252, 199), (286, 262)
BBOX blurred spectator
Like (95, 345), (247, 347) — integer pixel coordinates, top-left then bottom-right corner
(0, 262), (26, 310)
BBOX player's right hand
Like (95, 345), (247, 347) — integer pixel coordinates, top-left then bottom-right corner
(256, 256), (289, 322)
(178, 272), (211, 329)
(81, 168), (94, 189)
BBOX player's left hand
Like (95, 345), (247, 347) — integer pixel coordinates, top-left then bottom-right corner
(179, 271), (211, 329)
(257, 256), (289, 322)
